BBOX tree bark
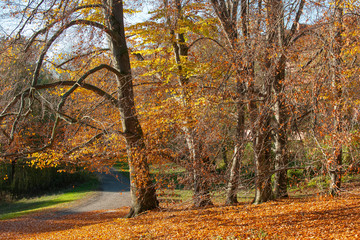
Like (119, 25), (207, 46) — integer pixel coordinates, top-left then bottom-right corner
(260, 0), (289, 200)
(253, 110), (273, 204)
(268, 0), (288, 198)
(104, 0), (158, 217)
(273, 54), (289, 198)
(329, 0), (343, 196)
(226, 102), (245, 204)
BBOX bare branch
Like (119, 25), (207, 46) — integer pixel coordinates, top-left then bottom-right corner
(55, 64), (122, 110)
(0, 93), (25, 119)
(285, 0), (305, 46)
(34, 79), (120, 108)
(187, 37), (228, 53)
(65, 127), (125, 155)
(25, 4), (105, 51)
(9, 93), (25, 143)
(31, 20), (115, 86)
(55, 48), (110, 68)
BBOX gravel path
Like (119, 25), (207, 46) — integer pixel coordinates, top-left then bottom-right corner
(61, 168), (132, 214)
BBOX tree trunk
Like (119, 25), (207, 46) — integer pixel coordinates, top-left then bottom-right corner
(263, 0), (290, 200)
(193, 156), (213, 207)
(182, 126), (212, 207)
(329, 0), (343, 196)
(10, 159), (16, 185)
(104, 0), (158, 217)
(253, 108), (273, 204)
(210, 0), (249, 205)
(273, 56), (288, 198)
(226, 95), (245, 204)
(166, 0), (213, 207)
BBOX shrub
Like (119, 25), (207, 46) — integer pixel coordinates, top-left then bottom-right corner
(0, 160), (95, 200)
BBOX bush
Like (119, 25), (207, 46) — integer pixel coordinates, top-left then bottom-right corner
(307, 175), (330, 190)
(0, 160), (95, 200)
(287, 169), (305, 185)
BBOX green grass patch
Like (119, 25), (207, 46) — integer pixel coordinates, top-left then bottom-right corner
(0, 178), (98, 220)
(112, 161), (130, 179)
(157, 189), (193, 204)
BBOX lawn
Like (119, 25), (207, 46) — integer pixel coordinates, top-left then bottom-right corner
(0, 179), (98, 220)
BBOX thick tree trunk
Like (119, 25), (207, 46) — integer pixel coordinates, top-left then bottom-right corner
(253, 110), (273, 204)
(273, 57), (288, 198)
(264, 0), (289, 200)
(193, 156), (213, 207)
(329, 0), (343, 196)
(105, 0), (158, 217)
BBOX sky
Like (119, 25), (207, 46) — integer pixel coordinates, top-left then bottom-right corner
(0, 0), (152, 38)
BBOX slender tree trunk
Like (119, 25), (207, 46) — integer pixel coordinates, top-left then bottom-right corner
(183, 127), (212, 207)
(329, 0), (343, 196)
(210, 0), (249, 205)
(249, 0), (274, 204)
(193, 156), (213, 207)
(104, 0), (158, 217)
(10, 159), (16, 185)
(226, 101), (245, 204)
(166, 0), (213, 207)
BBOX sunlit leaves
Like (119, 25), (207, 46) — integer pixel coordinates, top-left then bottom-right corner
(2, 192), (360, 239)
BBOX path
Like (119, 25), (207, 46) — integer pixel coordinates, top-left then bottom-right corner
(0, 169), (132, 239)
(59, 168), (132, 215)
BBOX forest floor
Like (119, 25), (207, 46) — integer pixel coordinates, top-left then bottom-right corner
(1, 182), (360, 239)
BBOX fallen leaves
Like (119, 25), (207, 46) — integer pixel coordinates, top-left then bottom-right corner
(1, 190), (360, 239)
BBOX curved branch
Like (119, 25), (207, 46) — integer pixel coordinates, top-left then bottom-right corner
(35, 81), (120, 109)
(25, 4), (105, 51)
(31, 20), (115, 86)
(0, 93), (25, 119)
(65, 127), (126, 156)
(2, 65), (121, 120)
(9, 93), (25, 143)
(55, 48), (110, 68)
(16, 0), (46, 40)
(188, 37), (228, 53)
(56, 64), (121, 110)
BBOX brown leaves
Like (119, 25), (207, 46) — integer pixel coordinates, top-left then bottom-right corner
(2, 190), (360, 239)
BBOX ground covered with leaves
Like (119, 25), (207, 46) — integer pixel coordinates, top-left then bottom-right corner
(1, 189), (360, 239)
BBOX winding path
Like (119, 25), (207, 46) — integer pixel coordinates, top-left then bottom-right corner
(62, 168), (131, 214)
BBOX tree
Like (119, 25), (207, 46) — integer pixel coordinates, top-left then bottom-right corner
(129, 0), (221, 207)
(210, 0), (249, 205)
(0, 0), (158, 217)
(329, 0), (344, 196)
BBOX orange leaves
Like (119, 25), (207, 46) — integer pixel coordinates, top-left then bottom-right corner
(2, 192), (360, 239)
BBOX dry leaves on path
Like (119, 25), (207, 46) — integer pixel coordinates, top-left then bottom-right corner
(1, 191), (360, 239)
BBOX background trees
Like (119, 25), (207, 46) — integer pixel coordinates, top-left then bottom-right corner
(0, 0), (157, 217)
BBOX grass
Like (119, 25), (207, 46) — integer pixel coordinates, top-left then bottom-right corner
(0, 179), (98, 220)
(112, 161), (130, 179)
(114, 161), (360, 205)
